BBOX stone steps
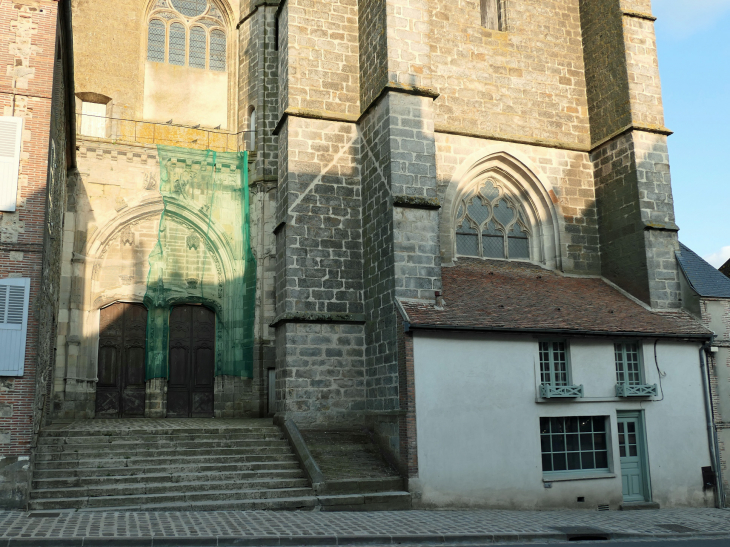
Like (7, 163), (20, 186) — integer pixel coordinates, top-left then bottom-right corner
(28, 487), (315, 510)
(33, 469), (304, 489)
(31, 419), (316, 511)
(36, 441), (289, 460)
(33, 460), (303, 477)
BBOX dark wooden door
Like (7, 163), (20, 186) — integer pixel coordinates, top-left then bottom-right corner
(95, 303), (147, 418)
(167, 305), (215, 417)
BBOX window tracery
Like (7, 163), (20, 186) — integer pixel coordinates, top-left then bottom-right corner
(147, 0), (226, 72)
(454, 179), (531, 260)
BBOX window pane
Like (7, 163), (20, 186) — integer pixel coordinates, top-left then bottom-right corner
(480, 180), (500, 201)
(539, 343), (551, 384)
(566, 434), (579, 451)
(626, 343), (641, 385)
(508, 223), (529, 259)
(171, 0), (207, 17)
(595, 451), (608, 468)
(540, 418), (550, 434)
(592, 417), (605, 432)
(148, 20), (166, 62)
(467, 196), (490, 226)
(553, 453), (567, 471)
(566, 417), (579, 433)
(541, 435), (551, 452)
(169, 23), (186, 65)
(456, 226), (479, 257)
(210, 30), (226, 71)
(615, 343), (625, 383)
(492, 198), (515, 227)
(482, 234), (504, 258)
(550, 417), (564, 434)
(594, 432), (606, 450)
(542, 454), (553, 472)
(189, 26), (206, 68)
(581, 451), (595, 469)
(567, 452), (581, 470)
(580, 434), (593, 451)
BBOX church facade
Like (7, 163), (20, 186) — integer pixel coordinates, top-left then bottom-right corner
(2, 0), (725, 510)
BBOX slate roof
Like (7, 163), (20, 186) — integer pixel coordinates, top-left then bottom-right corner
(400, 258), (711, 338)
(676, 243), (730, 298)
(720, 258), (730, 279)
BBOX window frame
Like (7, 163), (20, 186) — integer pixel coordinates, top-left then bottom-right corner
(614, 341), (644, 387)
(539, 415), (612, 477)
(539, 339), (571, 387)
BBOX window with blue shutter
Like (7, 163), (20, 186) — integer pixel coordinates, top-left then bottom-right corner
(0, 278), (31, 376)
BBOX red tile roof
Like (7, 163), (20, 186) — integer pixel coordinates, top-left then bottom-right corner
(400, 258), (711, 338)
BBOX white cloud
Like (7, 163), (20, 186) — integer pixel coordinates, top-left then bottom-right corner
(704, 246), (730, 268)
(653, 0), (730, 38)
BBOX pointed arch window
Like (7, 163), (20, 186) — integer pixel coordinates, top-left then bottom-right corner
(169, 23), (186, 66)
(147, 19), (166, 62)
(455, 179), (531, 260)
(209, 30), (226, 71)
(146, 0), (227, 71)
(189, 26), (206, 68)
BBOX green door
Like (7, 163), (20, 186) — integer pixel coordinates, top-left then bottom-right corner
(617, 412), (650, 502)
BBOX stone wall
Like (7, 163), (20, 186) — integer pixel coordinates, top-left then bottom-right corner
(431, 0), (590, 148)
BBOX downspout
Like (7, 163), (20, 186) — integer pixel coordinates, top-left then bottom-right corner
(699, 341), (724, 507)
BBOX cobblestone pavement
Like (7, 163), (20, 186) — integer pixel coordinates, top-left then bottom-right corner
(1, 508), (730, 545)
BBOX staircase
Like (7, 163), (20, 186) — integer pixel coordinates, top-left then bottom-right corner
(30, 419), (318, 511)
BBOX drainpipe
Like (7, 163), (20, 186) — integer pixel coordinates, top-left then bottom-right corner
(700, 341), (724, 508)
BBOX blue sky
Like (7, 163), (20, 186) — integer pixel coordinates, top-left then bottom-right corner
(652, 0), (730, 267)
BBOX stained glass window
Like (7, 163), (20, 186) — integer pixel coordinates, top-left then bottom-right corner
(454, 179), (530, 260)
(171, 0), (207, 17)
(189, 26), (206, 68)
(147, 19), (166, 62)
(209, 30), (226, 71)
(169, 23), (186, 65)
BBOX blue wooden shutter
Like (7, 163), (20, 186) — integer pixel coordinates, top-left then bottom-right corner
(0, 277), (31, 376)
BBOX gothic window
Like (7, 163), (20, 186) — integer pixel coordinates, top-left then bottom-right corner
(454, 179), (530, 260)
(209, 30), (226, 71)
(146, 0), (226, 71)
(169, 23), (186, 66)
(189, 26), (206, 68)
(147, 19), (166, 62)
(481, 0), (505, 31)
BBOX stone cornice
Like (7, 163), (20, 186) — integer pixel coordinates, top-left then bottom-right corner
(435, 123), (591, 153)
(270, 311), (366, 328)
(393, 195), (441, 210)
(590, 122), (673, 152)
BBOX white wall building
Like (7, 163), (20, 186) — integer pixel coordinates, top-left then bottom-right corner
(399, 258), (716, 510)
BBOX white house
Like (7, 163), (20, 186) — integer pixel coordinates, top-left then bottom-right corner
(398, 258), (716, 510)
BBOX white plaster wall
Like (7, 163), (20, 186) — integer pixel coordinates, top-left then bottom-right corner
(412, 332), (713, 509)
(143, 62), (228, 129)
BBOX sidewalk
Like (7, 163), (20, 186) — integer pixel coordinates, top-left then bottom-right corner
(2, 507), (730, 546)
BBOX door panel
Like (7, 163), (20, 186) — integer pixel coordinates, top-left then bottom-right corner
(95, 303), (148, 418)
(617, 413), (650, 503)
(167, 305), (215, 417)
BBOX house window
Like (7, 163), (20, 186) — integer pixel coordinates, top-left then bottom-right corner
(0, 277), (31, 376)
(0, 116), (23, 213)
(615, 343), (642, 386)
(540, 416), (609, 474)
(455, 179), (530, 260)
(540, 340), (568, 386)
(481, 0), (505, 31)
(146, 0), (226, 71)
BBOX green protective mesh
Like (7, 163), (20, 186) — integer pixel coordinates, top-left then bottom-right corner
(144, 146), (256, 380)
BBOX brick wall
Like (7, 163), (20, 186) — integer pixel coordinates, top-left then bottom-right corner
(0, 0), (71, 509)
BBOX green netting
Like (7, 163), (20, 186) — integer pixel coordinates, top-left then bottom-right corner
(144, 146), (256, 380)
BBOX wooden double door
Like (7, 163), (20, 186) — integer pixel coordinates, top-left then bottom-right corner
(96, 303), (147, 418)
(167, 305), (216, 418)
(95, 303), (215, 418)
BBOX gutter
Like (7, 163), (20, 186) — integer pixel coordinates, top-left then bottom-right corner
(699, 342), (725, 508)
(403, 322), (712, 341)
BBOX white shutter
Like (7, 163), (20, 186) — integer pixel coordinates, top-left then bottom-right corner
(0, 278), (31, 376)
(80, 101), (107, 138)
(0, 116), (23, 212)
